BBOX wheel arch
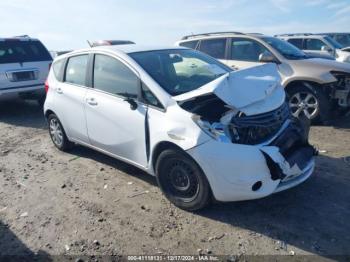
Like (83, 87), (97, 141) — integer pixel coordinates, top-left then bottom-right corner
(285, 80), (323, 93)
(44, 109), (55, 119)
(151, 141), (185, 174)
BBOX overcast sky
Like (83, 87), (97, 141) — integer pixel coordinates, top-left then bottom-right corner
(1, 0), (349, 50)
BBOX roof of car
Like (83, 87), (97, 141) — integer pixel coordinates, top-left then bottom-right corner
(0, 36), (40, 41)
(93, 44), (187, 54)
(276, 33), (328, 38)
(178, 32), (270, 42)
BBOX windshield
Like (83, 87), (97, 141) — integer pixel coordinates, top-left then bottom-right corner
(262, 37), (307, 60)
(0, 40), (52, 64)
(333, 34), (350, 47)
(130, 49), (231, 96)
(324, 36), (343, 49)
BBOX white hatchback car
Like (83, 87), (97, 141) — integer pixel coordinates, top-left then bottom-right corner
(44, 45), (316, 210)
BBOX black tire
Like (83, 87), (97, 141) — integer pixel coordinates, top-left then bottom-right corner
(155, 149), (211, 211)
(47, 114), (73, 151)
(287, 83), (331, 124)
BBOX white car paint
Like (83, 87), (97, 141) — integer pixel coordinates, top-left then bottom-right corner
(44, 45), (315, 203)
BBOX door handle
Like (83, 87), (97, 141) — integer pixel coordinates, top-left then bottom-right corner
(86, 97), (98, 106)
(56, 87), (63, 94)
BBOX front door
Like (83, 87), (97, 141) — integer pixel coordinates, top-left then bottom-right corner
(84, 54), (148, 168)
(225, 37), (271, 70)
(303, 38), (332, 57)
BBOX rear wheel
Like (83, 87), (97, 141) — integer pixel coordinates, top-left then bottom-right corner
(287, 83), (331, 123)
(155, 149), (211, 211)
(48, 114), (73, 151)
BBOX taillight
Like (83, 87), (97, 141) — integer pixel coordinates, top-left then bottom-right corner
(45, 80), (49, 93)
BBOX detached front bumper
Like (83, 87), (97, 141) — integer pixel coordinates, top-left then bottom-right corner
(187, 120), (317, 202)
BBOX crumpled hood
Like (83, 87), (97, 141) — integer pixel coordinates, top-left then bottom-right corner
(174, 63), (285, 115)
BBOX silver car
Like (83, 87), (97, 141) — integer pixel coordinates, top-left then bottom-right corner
(0, 35), (52, 104)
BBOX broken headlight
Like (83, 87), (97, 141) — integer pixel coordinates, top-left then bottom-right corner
(192, 115), (231, 143)
(331, 71), (350, 89)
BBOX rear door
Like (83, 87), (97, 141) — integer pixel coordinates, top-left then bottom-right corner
(0, 39), (52, 93)
(225, 37), (272, 70)
(84, 53), (148, 168)
(53, 54), (90, 143)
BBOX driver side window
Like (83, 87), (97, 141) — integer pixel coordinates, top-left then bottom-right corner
(305, 39), (327, 51)
(230, 38), (270, 62)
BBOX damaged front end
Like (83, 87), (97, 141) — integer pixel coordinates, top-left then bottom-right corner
(329, 71), (350, 107)
(177, 64), (316, 200)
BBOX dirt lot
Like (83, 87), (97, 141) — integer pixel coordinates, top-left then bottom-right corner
(0, 100), (349, 260)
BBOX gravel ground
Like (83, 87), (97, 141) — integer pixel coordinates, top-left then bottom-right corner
(0, 100), (349, 261)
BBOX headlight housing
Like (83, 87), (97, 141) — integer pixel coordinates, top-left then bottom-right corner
(192, 115), (231, 143)
(192, 102), (290, 145)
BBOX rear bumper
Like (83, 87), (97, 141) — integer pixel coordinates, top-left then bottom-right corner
(0, 83), (45, 100)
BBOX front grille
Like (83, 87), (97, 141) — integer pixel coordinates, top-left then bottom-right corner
(230, 102), (290, 145)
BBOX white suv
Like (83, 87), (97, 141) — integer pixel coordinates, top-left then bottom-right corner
(0, 36), (52, 104)
(277, 33), (350, 63)
(176, 32), (350, 123)
(44, 45), (315, 210)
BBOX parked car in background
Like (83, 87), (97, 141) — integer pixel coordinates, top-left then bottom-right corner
(176, 32), (350, 123)
(323, 32), (350, 48)
(277, 33), (350, 63)
(87, 40), (135, 47)
(0, 35), (52, 104)
(44, 45), (316, 210)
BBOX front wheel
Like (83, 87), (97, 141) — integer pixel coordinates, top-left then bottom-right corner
(155, 149), (211, 211)
(287, 84), (331, 123)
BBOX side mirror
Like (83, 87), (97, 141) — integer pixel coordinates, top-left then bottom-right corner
(321, 45), (332, 52)
(259, 52), (278, 63)
(124, 97), (138, 110)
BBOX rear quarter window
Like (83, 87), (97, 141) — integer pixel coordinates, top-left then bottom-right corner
(179, 40), (199, 49)
(0, 40), (52, 64)
(52, 59), (65, 81)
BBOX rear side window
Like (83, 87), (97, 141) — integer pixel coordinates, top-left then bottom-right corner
(65, 55), (88, 86)
(287, 38), (303, 49)
(93, 54), (139, 98)
(52, 59), (64, 80)
(0, 40), (52, 64)
(179, 40), (199, 49)
(199, 39), (227, 59)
